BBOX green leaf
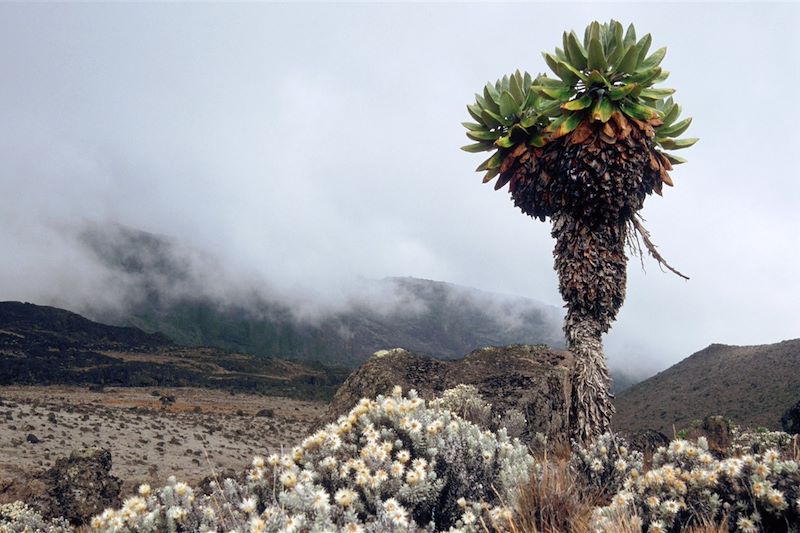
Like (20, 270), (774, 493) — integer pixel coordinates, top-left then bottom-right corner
(557, 59), (589, 83)
(636, 34), (653, 66)
(641, 47), (667, 70)
(623, 23), (637, 47)
(461, 121), (485, 132)
(653, 70), (670, 84)
(535, 85), (574, 102)
(617, 45), (640, 75)
(566, 31), (588, 69)
(495, 134), (516, 148)
(467, 104), (483, 123)
(499, 91), (518, 117)
(640, 87), (675, 99)
(522, 89), (538, 110)
(461, 142), (491, 153)
(659, 117), (692, 137)
(480, 109), (502, 129)
(588, 70), (610, 86)
(539, 100), (564, 117)
(607, 21), (626, 67)
(663, 152), (688, 165)
(562, 94), (593, 110)
(556, 112), (583, 136)
(619, 101), (660, 120)
(555, 63), (579, 85)
(520, 113), (539, 129)
(482, 86), (500, 113)
(628, 67), (662, 86)
(659, 137), (698, 150)
(509, 71), (524, 104)
(591, 97), (614, 122)
(482, 167), (499, 183)
(543, 52), (561, 78)
(467, 129), (501, 142)
(476, 151), (504, 171)
(483, 108), (511, 127)
(587, 36), (607, 71)
(662, 102), (681, 126)
(528, 133), (547, 147)
(608, 83), (637, 100)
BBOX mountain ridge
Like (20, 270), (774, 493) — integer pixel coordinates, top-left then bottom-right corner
(613, 338), (800, 434)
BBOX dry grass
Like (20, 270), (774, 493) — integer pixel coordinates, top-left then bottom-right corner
(683, 515), (729, 532)
(511, 453), (597, 533)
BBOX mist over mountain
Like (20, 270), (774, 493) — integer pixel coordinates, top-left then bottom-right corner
(74, 224), (567, 368)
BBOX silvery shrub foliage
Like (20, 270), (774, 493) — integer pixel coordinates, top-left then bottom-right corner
(0, 501), (72, 533)
(571, 432), (644, 499)
(732, 427), (798, 456)
(432, 384), (527, 440)
(593, 437), (800, 532)
(90, 386), (533, 533)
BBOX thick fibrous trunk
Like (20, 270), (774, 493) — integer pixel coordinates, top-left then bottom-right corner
(551, 213), (628, 442)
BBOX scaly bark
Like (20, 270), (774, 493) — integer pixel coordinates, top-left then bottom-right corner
(551, 213), (628, 442)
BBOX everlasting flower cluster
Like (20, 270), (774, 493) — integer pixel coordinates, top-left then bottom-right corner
(0, 502), (72, 533)
(731, 427), (797, 456)
(571, 432), (643, 498)
(432, 385), (527, 439)
(91, 386), (533, 532)
(593, 436), (800, 532)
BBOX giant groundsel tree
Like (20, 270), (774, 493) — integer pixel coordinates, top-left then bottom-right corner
(462, 20), (696, 442)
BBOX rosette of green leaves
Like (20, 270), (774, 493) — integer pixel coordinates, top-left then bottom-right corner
(461, 70), (559, 183)
(534, 20), (697, 161)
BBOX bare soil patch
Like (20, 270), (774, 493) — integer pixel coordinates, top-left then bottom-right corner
(0, 385), (325, 494)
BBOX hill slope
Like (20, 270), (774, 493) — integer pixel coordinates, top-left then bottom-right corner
(613, 339), (800, 434)
(0, 301), (347, 400)
(77, 224), (565, 367)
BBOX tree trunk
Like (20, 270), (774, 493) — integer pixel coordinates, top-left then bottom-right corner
(551, 213), (628, 442)
(565, 314), (614, 443)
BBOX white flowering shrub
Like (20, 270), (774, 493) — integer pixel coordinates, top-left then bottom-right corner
(434, 385), (492, 430)
(732, 427), (797, 456)
(0, 501), (73, 533)
(571, 432), (643, 499)
(91, 387), (533, 532)
(593, 437), (800, 532)
(432, 384), (527, 440)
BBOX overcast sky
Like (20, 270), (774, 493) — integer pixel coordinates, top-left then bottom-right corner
(1, 3), (798, 373)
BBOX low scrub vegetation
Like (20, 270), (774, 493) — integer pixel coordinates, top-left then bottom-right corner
(4, 387), (798, 532)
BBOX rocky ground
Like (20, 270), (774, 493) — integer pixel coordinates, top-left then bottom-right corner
(0, 386), (326, 495)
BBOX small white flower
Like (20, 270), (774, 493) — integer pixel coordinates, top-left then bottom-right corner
(334, 488), (357, 508)
(737, 516), (757, 533)
(280, 471), (297, 488)
(462, 510), (476, 524)
(240, 496), (257, 514)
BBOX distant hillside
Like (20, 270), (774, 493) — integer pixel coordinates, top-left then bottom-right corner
(614, 339), (800, 434)
(77, 224), (565, 367)
(0, 301), (347, 400)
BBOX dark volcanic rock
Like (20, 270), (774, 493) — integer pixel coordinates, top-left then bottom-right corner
(627, 429), (670, 456)
(0, 447), (121, 525)
(781, 400), (800, 435)
(700, 415), (733, 455)
(41, 447), (122, 524)
(324, 345), (575, 444)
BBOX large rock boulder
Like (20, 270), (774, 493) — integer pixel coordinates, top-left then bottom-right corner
(324, 345), (576, 444)
(0, 447), (121, 525)
(781, 400), (800, 435)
